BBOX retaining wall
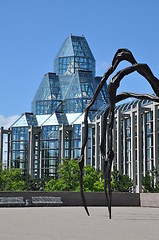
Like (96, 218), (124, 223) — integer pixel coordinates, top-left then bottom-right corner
(0, 192), (140, 207)
(140, 193), (159, 207)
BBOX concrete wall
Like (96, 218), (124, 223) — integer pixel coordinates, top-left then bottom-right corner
(140, 193), (159, 207)
(0, 192), (140, 207)
(1, 192), (159, 208)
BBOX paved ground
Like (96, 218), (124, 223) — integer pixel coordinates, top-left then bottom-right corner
(0, 207), (159, 240)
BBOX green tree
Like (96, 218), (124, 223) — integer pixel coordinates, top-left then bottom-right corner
(0, 167), (48, 191)
(111, 167), (133, 192)
(83, 166), (103, 192)
(44, 159), (104, 192)
(93, 179), (105, 192)
(142, 167), (159, 193)
(22, 174), (48, 191)
(0, 168), (25, 191)
(45, 159), (135, 192)
(44, 159), (80, 191)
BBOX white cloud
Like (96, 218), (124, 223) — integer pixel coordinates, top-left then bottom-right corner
(0, 115), (20, 129)
(0, 115), (19, 167)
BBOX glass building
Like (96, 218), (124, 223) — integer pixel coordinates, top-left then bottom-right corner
(113, 99), (159, 192)
(0, 35), (108, 179)
(1, 35), (159, 193)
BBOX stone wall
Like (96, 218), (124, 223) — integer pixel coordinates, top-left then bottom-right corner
(140, 193), (159, 207)
(0, 192), (140, 207)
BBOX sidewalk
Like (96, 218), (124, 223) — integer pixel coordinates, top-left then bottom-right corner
(0, 207), (159, 240)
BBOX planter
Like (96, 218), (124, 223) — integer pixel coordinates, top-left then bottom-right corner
(140, 193), (159, 207)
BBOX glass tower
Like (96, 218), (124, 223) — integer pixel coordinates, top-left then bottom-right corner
(6, 35), (109, 179)
(32, 35), (108, 115)
(1, 35), (158, 192)
(54, 35), (95, 76)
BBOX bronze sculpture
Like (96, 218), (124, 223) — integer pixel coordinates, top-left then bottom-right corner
(79, 49), (159, 218)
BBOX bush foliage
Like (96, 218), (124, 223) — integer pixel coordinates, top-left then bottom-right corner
(0, 160), (138, 192)
(0, 164), (47, 191)
(44, 159), (103, 192)
(142, 167), (159, 193)
(44, 159), (134, 192)
(111, 167), (134, 192)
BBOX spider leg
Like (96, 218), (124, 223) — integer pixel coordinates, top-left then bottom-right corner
(105, 63), (159, 218)
(79, 160), (90, 216)
(79, 49), (155, 217)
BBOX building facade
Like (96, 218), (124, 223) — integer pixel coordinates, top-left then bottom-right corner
(0, 35), (108, 178)
(113, 99), (159, 192)
(0, 35), (159, 193)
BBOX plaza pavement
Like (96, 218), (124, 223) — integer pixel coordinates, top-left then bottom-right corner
(0, 207), (159, 240)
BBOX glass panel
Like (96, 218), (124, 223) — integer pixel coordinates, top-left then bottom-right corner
(54, 35), (95, 76)
(41, 125), (59, 178)
(11, 127), (28, 173)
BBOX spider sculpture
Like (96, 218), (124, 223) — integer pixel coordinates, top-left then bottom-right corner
(79, 49), (159, 219)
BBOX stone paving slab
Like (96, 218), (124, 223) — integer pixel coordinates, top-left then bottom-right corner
(0, 207), (159, 240)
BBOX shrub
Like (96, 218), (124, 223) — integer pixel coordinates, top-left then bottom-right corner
(142, 167), (159, 193)
(111, 167), (133, 192)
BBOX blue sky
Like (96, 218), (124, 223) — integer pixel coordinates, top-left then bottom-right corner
(1, 0), (159, 127)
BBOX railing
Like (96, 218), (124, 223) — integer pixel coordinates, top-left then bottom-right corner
(0, 197), (24, 205)
(32, 196), (63, 205)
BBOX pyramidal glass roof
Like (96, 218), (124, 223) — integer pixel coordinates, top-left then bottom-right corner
(72, 112), (91, 124)
(11, 115), (28, 127)
(31, 35), (109, 116)
(66, 113), (82, 124)
(54, 35), (96, 76)
(32, 73), (62, 115)
(11, 113), (38, 127)
(32, 68), (108, 116)
(41, 113), (83, 126)
(36, 114), (51, 126)
(41, 113), (60, 126)
(55, 35), (74, 58)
